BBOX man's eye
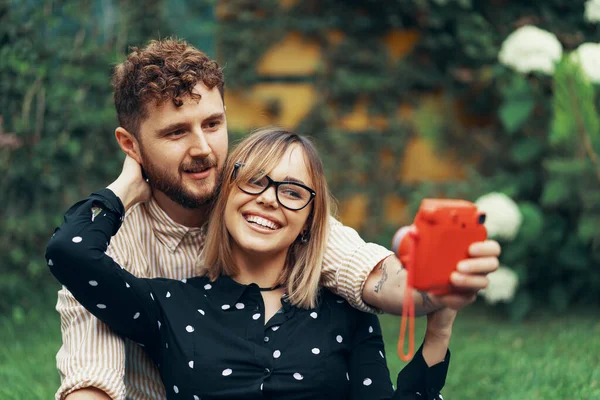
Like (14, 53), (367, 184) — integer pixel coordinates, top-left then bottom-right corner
(206, 121), (221, 129)
(168, 129), (184, 136)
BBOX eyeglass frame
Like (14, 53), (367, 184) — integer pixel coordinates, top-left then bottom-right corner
(232, 162), (316, 211)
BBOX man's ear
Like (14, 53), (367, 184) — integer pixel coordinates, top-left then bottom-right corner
(115, 127), (142, 164)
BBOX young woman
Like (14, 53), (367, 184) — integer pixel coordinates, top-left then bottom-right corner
(46, 127), (453, 400)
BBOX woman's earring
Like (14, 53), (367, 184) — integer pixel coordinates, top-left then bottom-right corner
(300, 230), (310, 244)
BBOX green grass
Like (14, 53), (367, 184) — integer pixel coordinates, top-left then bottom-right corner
(381, 305), (600, 399)
(1, 301), (599, 399)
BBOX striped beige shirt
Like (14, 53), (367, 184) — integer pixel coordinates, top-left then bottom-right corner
(55, 197), (392, 400)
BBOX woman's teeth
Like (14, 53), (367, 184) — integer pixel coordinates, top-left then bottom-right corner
(245, 215), (280, 230)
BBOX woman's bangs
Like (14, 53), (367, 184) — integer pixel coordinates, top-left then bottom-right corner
(234, 141), (290, 183)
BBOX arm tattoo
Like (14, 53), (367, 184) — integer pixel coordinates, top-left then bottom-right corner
(417, 290), (435, 309)
(373, 262), (388, 294)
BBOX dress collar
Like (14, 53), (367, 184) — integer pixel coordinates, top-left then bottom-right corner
(207, 275), (258, 306)
(144, 197), (204, 252)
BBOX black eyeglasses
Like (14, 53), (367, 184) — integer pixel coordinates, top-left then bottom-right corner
(232, 162), (316, 211)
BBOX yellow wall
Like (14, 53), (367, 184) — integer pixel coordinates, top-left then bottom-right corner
(224, 30), (467, 229)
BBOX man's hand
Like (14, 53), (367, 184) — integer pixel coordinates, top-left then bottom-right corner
(107, 155), (151, 211)
(65, 387), (112, 400)
(363, 240), (501, 315)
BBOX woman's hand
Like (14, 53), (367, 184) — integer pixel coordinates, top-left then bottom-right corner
(107, 155), (151, 210)
(422, 307), (457, 367)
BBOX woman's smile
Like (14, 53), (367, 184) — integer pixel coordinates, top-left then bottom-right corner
(243, 212), (283, 231)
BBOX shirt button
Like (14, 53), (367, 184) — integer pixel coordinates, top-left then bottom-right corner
(264, 336), (270, 343)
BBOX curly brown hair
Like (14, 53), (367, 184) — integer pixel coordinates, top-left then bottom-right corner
(112, 38), (225, 137)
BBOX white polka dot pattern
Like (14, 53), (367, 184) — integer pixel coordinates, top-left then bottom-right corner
(293, 373), (303, 380)
(222, 368), (233, 376)
(72, 236), (82, 243)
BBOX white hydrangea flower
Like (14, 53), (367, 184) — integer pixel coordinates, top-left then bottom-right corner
(585, 0), (600, 23)
(479, 266), (519, 304)
(498, 25), (563, 75)
(475, 192), (523, 241)
(570, 43), (600, 83)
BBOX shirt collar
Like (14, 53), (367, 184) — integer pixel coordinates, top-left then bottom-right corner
(209, 275), (256, 306)
(208, 276), (299, 317)
(144, 197), (204, 252)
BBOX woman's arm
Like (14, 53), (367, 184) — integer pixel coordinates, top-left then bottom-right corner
(394, 308), (454, 400)
(347, 312), (396, 400)
(348, 310), (452, 400)
(46, 189), (160, 348)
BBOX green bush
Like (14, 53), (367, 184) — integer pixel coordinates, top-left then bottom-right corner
(220, 0), (600, 317)
(4, 0), (600, 318)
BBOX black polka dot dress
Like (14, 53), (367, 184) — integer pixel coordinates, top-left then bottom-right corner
(46, 190), (450, 400)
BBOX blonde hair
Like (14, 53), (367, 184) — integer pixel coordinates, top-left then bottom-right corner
(201, 127), (333, 309)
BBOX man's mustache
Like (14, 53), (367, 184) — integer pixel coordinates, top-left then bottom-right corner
(181, 156), (218, 173)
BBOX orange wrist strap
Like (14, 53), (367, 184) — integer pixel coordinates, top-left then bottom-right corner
(398, 230), (416, 361)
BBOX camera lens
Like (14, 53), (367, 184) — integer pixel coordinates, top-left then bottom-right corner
(477, 214), (486, 224)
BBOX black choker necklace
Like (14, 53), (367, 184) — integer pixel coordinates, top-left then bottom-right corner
(258, 284), (283, 292)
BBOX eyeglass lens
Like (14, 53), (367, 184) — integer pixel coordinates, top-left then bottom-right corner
(239, 175), (312, 210)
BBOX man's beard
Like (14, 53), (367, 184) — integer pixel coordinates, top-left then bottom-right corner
(140, 150), (221, 209)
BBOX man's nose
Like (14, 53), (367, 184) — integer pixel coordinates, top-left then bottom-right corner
(188, 129), (211, 157)
(256, 186), (279, 209)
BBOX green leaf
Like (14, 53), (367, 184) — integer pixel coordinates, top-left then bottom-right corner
(551, 56), (600, 147)
(499, 98), (535, 135)
(577, 215), (600, 243)
(543, 157), (589, 176)
(517, 202), (544, 242)
(556, 237), (590, 271)
(540, 180), (571, 207)
(510, 137), (544, 164)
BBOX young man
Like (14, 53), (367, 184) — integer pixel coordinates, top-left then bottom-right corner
(56, 39), (501, 400)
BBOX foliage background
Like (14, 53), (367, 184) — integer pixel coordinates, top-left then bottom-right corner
(5, 0), (599, 317)
(1, 0), (599, 396)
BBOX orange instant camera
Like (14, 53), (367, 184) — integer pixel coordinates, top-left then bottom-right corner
(392, 199), (488, 295)
(392, 199), (487, 360)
